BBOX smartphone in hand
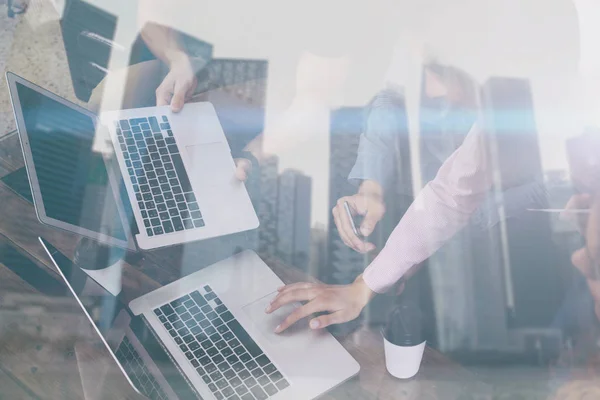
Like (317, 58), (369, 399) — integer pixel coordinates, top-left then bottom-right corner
(344, 201), (365, 239)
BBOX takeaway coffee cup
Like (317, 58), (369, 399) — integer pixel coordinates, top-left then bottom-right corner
(382, 302), (425, 379)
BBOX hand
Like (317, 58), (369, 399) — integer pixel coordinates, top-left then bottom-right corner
(332, 180), (385, 253)
(155, 53), (198, 112)
(568, 194), (600, 320)
(266, 275), (375, 333)
(234, 158), (252, 181)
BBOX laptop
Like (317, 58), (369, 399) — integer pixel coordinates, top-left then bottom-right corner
(7, 72), (259, 250)
(40, 238), (360, 399)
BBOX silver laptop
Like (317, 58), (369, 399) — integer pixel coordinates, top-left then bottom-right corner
(41, 238), (360, 400)
(7, 72), (259, 250)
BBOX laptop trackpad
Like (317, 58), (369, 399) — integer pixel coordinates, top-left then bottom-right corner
(185, 143), (235, 187)
(242, 292), (310, 345)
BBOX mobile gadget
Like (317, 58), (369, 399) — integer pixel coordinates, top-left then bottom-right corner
(8, 72), (259, 250)
(41, 237), (360, 400)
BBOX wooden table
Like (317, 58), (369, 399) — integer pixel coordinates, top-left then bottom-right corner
(0, 128), (491, 399)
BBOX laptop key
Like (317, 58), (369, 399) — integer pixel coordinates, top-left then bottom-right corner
(250, 385), (268, 400)
(207, 347), (218, 357)
(246, 360), (258, 371)
(264, 384), (278, 396)
(160, 304), (174, 315)
(269, 371), (283, 383)
(149, 117), (160, 133)
(217, 361), (230, 372)
(167, 314), (178, 323)
(163, 221), (174, 233)
(207, 311), (218, 321)
(193, 348), (206, 358)
(256, 356), (270, 368)
(170, 153), (193, 192)
(215, 340), (227, 350)
(275, 379), (289, 390)
(172, 217), (184, 231)
(212, 354), (225, 365)
(200, 320), (211, 329)
(184, 192), (197, 203)
(191, 291), (208, 306)
(263, 364), (276, 375)
(199, 356), (211, 366)
(194, 331), (207, 342)
(226, 354), (239, 364)
(222, 312), (234, 323)
(215, 379), (228, 390)
(215, 305), (228, 314)
(205, 363), (217, 373)
(230, 377), (242, 388)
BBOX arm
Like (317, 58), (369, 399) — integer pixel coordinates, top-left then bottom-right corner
(334, 89), (407, 252)
(363, 120), (493, 292)
(137, 2), (204, 111)
(140, 22), (188, 68)
(269, 118), (494, 331)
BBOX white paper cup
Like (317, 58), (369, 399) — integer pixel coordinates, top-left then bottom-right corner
(383, 335), (426, 379)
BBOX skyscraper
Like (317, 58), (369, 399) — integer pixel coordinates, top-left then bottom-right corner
(258, 155), (279, 258)
(276, 169), (312, 270)
(327, 107), (366, 284)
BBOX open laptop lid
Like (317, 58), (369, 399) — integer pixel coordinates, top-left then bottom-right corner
(6, 72), (136, 250)
(39, 238), (198, 399)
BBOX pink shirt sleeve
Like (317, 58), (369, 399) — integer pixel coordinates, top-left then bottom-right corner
(363, 120), (493, 293)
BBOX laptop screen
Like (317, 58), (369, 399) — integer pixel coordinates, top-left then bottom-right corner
(42, 239), (197, 399)
(15, 82), (127, 241)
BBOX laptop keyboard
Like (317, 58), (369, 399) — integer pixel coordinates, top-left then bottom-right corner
(154, 285), (290, 400)
(116, 336), (169, 400)
(113, 115), (205, 237)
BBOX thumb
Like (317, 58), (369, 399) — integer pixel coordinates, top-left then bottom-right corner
(170, 82), (187, 113)
(359, 204), (384, 237)
(234, 158), (252, 181)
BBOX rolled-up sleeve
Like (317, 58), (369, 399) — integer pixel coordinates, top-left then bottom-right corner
(348, 89), (407, 192)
